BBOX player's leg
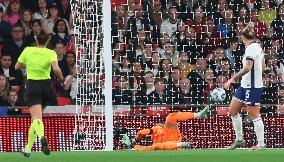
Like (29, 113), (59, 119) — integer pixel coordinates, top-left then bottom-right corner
(152, 141), (191, 150)
(165, 105), (210, 129)
(246, 88), (265, 150)
(227, 87), (246, 150)
(134, 145), (155, 151)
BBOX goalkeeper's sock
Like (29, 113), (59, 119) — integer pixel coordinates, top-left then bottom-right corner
(31, 119), (44, 138)
(166, 112), (194, 123)
(231, 114), (243, 141)
(25, 124), (37, 153)
(252, 117), (265, 147)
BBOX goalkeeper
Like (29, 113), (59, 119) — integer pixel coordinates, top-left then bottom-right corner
(15, 30), (65, 157)
(122, 106), (209, 150)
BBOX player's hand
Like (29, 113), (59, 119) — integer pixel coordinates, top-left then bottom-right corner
(224, 78), (234, 89)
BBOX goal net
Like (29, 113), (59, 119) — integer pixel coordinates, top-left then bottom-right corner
(72, 0), (113, 150)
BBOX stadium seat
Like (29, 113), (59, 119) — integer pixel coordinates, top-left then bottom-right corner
(0, 106), (8, 117)
(57, 97), (72, 106)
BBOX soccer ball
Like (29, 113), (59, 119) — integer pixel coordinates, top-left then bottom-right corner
(210, 88), (226, 103)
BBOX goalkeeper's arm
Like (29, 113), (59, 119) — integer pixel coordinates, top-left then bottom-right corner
(135, 128), (153, 141)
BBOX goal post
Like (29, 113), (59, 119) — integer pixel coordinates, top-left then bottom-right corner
(103, 0), (114, 151)
(72, 0), (113, 151)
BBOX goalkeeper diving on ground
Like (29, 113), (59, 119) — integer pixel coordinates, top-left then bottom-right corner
(119, 105), (209, 150)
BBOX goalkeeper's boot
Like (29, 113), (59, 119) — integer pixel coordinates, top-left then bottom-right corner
(198, 105), (210, 118)
(122, 134), (133, 148)
(41, 136), (51, 155)
(227, 140), (245, 150)
(178, 142), (191, 149)
(252, 145), (265, 151)
(21, 148), (30, 158)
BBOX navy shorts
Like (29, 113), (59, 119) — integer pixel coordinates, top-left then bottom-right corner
(233, 87), (263, 106)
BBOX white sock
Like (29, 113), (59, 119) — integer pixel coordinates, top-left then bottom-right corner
(252, 117), (265, 147)
(231, 114), (243, 141)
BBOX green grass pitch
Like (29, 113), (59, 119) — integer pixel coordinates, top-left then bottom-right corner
(2, 149), (284, 162)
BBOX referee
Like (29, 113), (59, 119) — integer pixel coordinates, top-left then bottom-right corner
(15, 30), (65, 157)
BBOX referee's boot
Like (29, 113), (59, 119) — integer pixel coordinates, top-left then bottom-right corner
(41, 136), (51, 155)
(21, 148), (31, 158)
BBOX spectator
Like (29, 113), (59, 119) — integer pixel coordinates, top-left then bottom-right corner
(3, 0), (21, 26)
(0, 74), (9, 106)
(220, 57), (231, 79)
(147, 78), (172, 105)
(261, 70), (278, 114)
(0, 53), (23, 88)
(204, 68), (216, 102)
(43, 3), (69, 35)
(64, 65), (77, 104)
(145, 52), (160, 77)
(160, 6), (179, 37)
(182, 26), (204, 64)
(208, 46), (225, 76)
(50, 18), (71, 48)
(2, 23), (27, 66)
(19, 9), (32, 37)
(113, 75), (132, 105)
(158, 58), (172, 87)
(236, 5), (249, 23)
(216, 8), (236, 38)
(0, 6), (12, 42)
(142, 71), (155, 95)
(25, 19), (42, 46)
(168, 66), (180, 92)
(7, 89), (22, 115)
(126, 4), (152, 43)
(119, 57), (132, 76)
(188, 58), (207, 104)
(59, 0), (71, 21)
(175, 77), (192, 105)
(112, 41), (126, 71)
(61, 51), (75, 78)
(258, 0), (276, 27)
(213, 0), (227, 25)
(136, 41), (153, 68)
(199, 17), (224, 56)
(33, 0), (49, 20)
(224, 37), (238, 69)
(248, 9), (266, 39)
(156, 33), (170, 54)
(149, 0), (164, 41)
(174, 19), (188, 49)
(187, 5), (205, 34)
(174, 51), (193, 78)
(0, 0), (10, 13)
(162, 41), (179, 66)
(55, 41), (65, 62)
(112, 4), (128, 43)
(128, 60), (144, 90)
(271, 3), (284, 39)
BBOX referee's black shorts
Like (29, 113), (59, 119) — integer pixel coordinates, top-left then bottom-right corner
(25, 79), (58, 107)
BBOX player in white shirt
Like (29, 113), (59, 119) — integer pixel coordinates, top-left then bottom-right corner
(224, 22), (266, 150)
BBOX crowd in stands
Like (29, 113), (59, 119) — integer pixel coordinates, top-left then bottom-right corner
(0, 0), (75, 115)
(111, 0), (284, 114)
